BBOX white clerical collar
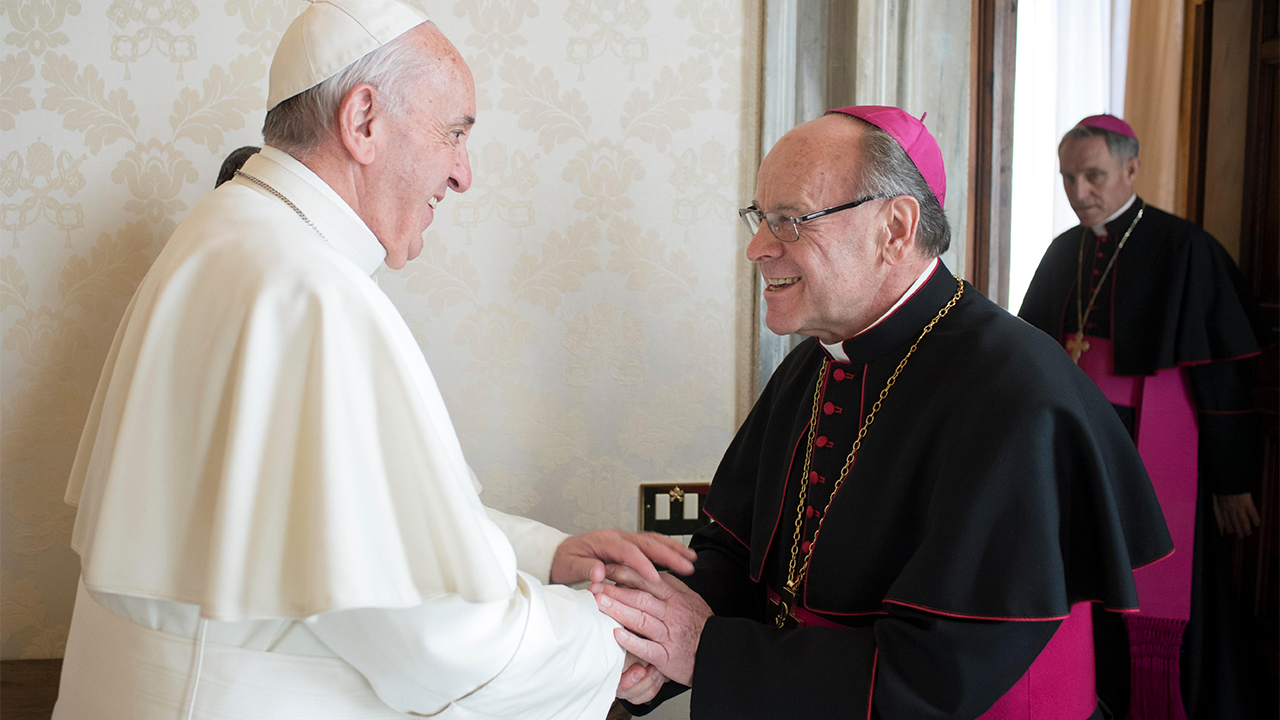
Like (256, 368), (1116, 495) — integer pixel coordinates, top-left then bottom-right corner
(1090, 193), (1136, 236)
(822, 257), (939, 363)
(257, 145), (387, 275)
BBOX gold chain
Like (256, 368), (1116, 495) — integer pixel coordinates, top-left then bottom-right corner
(782, 275), (965, 597)
(1074, 205), (1143, 345)
(783, 356), (828, 589)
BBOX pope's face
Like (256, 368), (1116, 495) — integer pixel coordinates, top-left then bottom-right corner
(1059, 135), (1138, 229)
(746, 117), (891, 344)
(369, 27), (475, 269)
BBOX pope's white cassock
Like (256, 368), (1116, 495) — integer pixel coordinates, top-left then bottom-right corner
(53, 145), (625, 719)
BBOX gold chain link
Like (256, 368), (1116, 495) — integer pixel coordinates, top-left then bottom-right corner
(783, 356), (829, 591)
(235, 170), (330, 245)
(1075, 206), (1143, 338)
(782, 275), (965, 596)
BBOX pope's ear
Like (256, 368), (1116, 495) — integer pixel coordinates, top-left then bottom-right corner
(337, 84), (378, 166)
(883, 195), (921, 265)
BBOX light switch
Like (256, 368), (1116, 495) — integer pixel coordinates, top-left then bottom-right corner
(655, 493), (670, 521)
(683, 494), (699, 520)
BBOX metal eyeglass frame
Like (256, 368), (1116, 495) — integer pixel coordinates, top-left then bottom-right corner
(738, 195), (887, 242)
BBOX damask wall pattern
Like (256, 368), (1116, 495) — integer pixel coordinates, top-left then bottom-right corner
(0, 0), (762, 660)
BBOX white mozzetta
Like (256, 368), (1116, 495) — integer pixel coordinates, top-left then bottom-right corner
(66, 148), (520, 616)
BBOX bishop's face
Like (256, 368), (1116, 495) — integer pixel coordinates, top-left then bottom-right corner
(1059, 135), (1138, 229)
(367, 26), (475, 269)
(745, 117), (894, 345)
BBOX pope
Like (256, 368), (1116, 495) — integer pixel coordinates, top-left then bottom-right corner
(52, 2), (688, 718)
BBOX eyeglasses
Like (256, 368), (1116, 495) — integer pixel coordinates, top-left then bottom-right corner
(738, 195), (886, 242)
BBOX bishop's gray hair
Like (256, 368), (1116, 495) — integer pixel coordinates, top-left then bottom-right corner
(839, 116), (951, 257)
(262, 24), (433, 158)
(1059, 125), (1141, 163)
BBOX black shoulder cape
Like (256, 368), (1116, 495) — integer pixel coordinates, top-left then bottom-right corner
(705, 264), (1172, 621)
(625, 264), (1173, 719)
(1018, 198), (1268, 376)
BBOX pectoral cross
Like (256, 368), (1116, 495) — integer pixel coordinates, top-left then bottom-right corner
(1067, 331), (1090, 364)
(768, 584), (805, 629)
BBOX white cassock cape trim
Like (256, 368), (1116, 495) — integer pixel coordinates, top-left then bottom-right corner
(65, 149), (519, 620)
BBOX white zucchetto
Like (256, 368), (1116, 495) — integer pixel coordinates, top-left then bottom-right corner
(268, 0), (428, 111)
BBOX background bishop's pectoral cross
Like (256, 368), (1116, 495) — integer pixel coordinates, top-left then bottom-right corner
(1067, 331), (1090, 363)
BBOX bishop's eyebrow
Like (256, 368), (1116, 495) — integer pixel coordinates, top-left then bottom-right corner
(454, 115), (476, 127)
(767, 201), (804, 214)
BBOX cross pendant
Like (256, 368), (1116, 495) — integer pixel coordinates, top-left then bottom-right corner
(768, 585), (805, 629)
(1066, 331), (1090, 364)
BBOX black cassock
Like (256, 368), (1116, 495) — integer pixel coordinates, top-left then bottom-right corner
(626, 263), (1171, 719)
(1018, 198), (1270, 719)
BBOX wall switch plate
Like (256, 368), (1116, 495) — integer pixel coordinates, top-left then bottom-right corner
(638, 482), (712, 539)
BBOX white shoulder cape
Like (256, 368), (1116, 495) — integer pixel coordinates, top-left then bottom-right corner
(66, 151), (518, 620)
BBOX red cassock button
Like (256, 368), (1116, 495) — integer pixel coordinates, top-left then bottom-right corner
(823, 402), (836, 415)
(801, 541), (811, 553)
(815, 436), (829, 447)
(809, 471), (823, 484)
(806, 506), (818, 518)
(832, 368), (845, 381)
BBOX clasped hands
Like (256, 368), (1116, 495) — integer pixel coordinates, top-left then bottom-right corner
(590, 564), (713, 704)
(550, 530), (713, 704)
(550, 530), (704, 703)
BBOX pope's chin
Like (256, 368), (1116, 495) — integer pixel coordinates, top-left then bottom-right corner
(376, 233), (420, 270)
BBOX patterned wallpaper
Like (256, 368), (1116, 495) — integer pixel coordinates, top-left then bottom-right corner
(0, 0), (761, 660)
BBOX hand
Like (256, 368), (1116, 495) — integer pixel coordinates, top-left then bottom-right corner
(1214, 492), (1261, 538)
(591, 566), (712, 687)
(551, 529), (697, 586)
(616, 652), (665, 704)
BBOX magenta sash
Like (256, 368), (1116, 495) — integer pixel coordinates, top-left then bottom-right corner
(978, 602), (1096, 720)
(1074, 337), (1195, 622)
(1074, 336), (1196, 720)
(764, 590), (1096, 719)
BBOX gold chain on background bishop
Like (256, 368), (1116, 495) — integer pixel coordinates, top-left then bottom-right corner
(1069, 204), (1143, 363)
(779, 275), (965, 621)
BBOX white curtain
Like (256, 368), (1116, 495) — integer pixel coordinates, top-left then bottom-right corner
(1007, 0), (1131, 311)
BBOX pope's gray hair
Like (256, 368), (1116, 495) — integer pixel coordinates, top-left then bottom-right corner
(1059, 125), (1140, 162)
(262, 24), (433, 158)
(839, 116), (951, 257)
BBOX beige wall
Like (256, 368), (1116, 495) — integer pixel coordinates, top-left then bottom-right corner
(0, 0), (761, 660)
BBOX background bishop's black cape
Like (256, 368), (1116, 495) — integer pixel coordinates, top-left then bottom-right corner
(1018, 198), (1270, 376)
